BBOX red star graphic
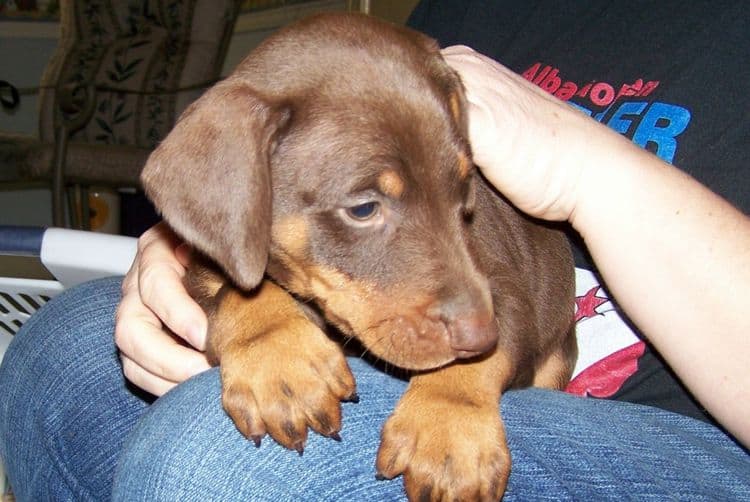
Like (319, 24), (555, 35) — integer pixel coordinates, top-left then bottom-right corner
(575, 286), (609, 322)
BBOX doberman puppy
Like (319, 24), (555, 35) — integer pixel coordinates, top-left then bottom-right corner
(141, 12), (576, 501)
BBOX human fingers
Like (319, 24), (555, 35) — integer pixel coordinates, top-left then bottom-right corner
(116, 280), (210, 394)
(114, 224), (210, 395)
(135, 223), (208, 350)
(120, 353), (193, 396)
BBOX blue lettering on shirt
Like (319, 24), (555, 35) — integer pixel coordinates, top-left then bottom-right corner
(569, 101), (691, 163)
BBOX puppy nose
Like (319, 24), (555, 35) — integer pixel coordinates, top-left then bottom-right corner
(431, 292), (497, 357)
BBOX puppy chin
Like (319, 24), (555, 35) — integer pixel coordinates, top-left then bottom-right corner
(356, 317), (467, 371)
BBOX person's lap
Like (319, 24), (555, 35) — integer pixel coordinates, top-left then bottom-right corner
(0, 278), (148, 501)
(1, 278), (748, 501)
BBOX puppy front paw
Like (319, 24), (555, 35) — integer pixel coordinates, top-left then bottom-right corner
(220, 318), (356, 453)
(376, 390), (510, 501)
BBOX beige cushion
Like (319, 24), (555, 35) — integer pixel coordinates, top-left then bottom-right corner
(0, 132), (150, 187)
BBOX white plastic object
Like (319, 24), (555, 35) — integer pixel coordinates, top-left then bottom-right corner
(39, 228), (137, 288)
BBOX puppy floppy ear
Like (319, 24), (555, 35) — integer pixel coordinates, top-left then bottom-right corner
(141, 81), (290, 290)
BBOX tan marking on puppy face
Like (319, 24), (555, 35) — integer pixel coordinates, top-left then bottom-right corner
(268, 217), (316, 300)
(300, 265), (459, 370)
(457, 151), (472, 179)
(449, 92), (462, 125)
(377, 169), (405, 199)
(272, 216), (309, 259)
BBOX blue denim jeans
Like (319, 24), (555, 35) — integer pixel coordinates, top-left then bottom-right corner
(0, 278), (748, 501)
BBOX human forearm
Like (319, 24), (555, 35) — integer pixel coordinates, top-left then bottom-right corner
(571, 134), (750, 446)
(443, 45), (750, 446)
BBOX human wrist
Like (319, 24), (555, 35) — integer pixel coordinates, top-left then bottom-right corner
(557, 113), (624, 214)
(567, 126), (663, 238)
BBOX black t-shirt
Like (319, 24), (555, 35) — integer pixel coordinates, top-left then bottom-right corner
(408, 0), (749, 424)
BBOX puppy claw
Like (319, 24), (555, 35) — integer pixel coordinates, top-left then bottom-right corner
(329, 431), (342, 442)
(250, 435), (263, 448)
(345, 392), (360, 404)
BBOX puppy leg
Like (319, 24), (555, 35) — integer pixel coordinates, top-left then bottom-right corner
(376, 348), (514, 502)
(533, 328), (578, 390)
(206, 279), (357, 453)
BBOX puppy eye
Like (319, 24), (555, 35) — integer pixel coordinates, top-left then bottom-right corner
(346, 201), (380, 221)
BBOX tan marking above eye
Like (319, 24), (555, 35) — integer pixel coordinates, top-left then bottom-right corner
(377, 169), (405, 199)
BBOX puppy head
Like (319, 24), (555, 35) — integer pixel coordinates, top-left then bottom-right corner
(142, 13), (496, 370)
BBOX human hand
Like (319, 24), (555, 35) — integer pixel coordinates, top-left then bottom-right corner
(115, 222), (211, 396)
(442, 45), (634, 222)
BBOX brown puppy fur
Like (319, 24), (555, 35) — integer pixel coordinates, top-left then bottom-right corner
(142, 12), (576, 501)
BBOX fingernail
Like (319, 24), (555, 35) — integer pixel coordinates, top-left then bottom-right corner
(189, 321), (207, 350)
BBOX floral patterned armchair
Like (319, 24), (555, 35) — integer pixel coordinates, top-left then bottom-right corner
(0, 0), (240, 228)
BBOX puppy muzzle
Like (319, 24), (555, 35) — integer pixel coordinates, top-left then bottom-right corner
(428, 287), (497, 358)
